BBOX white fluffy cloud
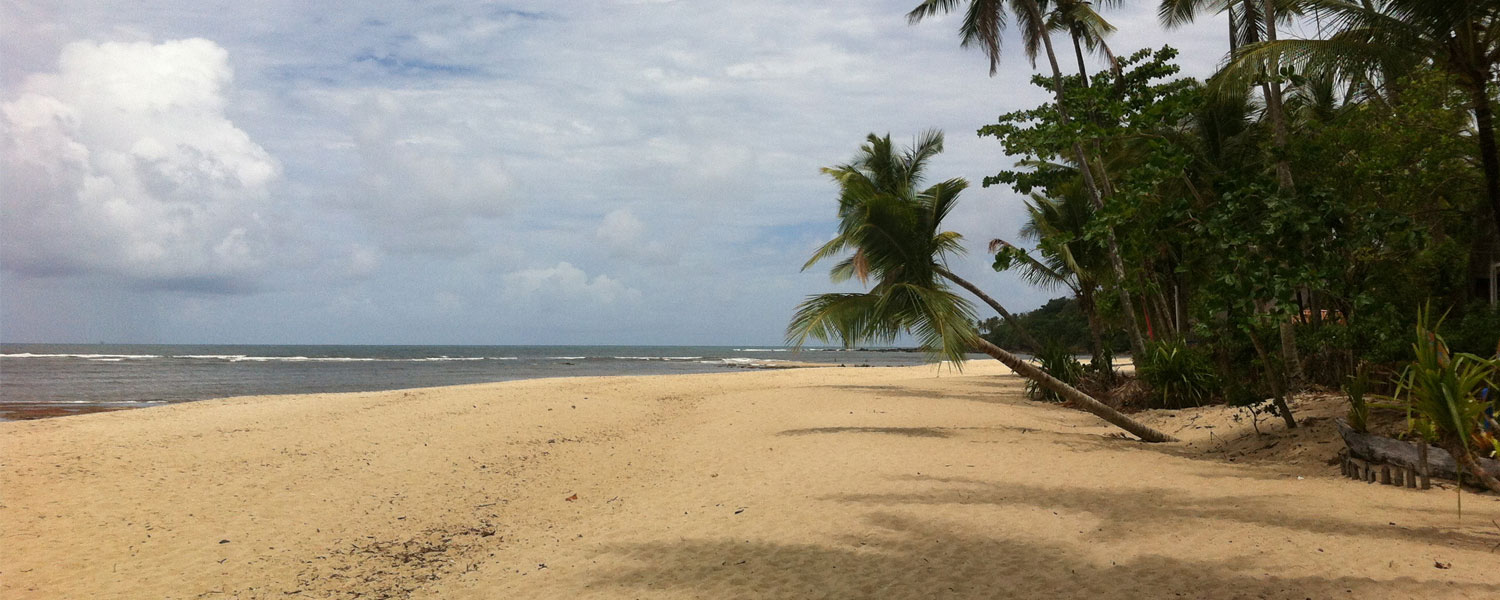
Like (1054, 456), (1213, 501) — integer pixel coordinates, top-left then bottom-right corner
(0, 38), (279, 291)
(1, 2), (1230, 343)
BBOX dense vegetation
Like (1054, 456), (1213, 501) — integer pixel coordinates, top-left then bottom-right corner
(789, 0), (1499, 463)
(977, 297), (1127, 353)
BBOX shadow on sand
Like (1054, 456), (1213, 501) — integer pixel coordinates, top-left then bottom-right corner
(585, 509), (1492, 599)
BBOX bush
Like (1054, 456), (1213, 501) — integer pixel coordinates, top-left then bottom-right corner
(1442, 301), (1500, 357)
(1137, 338), (1220, 409)
(1384, 307), (1499, 491)
(1025, 342), (1086, 403)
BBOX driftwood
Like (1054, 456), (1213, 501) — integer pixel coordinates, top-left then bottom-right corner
(1336, 419), (1500, 482)
(1341, 451), (1421, 488)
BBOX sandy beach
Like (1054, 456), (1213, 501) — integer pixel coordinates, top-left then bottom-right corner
(3, 362), (1498, 599)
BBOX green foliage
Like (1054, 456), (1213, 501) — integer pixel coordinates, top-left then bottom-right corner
(788, 132), (980, 365)
(1442, 302), (1500, 357)
(1381, 306), (1500, 499)
(1387, 308), (1498, 456)
(1344, 363), (1372, 433)
(980, 44), (1492, 401)
(1089, 344), (1115, 378)
(1026, 342), (1086, 403)
(1137, 338), (1220, 409)
(977, 297), (1125, 353)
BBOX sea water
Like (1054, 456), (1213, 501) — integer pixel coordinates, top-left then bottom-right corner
(0, 344), (945, 419)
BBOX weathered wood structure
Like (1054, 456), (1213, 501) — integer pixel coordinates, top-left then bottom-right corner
(1336, 419), (1500, 488)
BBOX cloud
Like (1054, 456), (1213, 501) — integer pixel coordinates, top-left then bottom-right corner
(501, 261), (641, 307)
(1, 2), (1233, 343)
(0, 38), (280, 292)
(341, 90), (512, 254)
(595, 209), (676, 265)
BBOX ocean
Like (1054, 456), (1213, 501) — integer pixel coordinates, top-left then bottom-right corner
(0, 344), (948, 420)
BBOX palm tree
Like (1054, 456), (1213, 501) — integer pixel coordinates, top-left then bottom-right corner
(789, 131), (1177, 443)
(908, 0), (1152, 365)
(992, 188), (1115, 366)
(1218, 0), (1500, 238)
(1158, 0), (1305, 52)
(1048, 0), (1121, 83)
(800, 131), (1043, 351)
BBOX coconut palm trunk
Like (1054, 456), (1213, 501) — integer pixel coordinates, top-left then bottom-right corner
(1256, 0), (1306, 387)
(1071, 30), (1091, 83)
(974, 337), (1177, 442)
(1020, 0), (1150, 364)
(933, 266), (1043, 351)
(1467, 72), (1500, 238)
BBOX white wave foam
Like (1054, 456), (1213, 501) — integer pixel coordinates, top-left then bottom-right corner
(1, 353), (163, 359)
(700, 358), (789, 366)
(173, 354), (501, 362)
(733, 348), (788, 352)
(549, 356), (587, 360)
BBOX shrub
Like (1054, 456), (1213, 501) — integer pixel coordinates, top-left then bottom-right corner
(1442, 301), (1500, 357)
(1025, 342), (1085, 403)
(1137, 338), (1220, 409)
(1385, 306), (1500, 492)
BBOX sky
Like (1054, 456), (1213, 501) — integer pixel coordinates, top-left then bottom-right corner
(0, 1), (1232, 346)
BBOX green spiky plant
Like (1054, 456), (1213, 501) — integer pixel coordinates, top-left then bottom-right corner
(1387, 306), (1500, 494)
(1344, 362), (1372, 433)
(1026, 343), (1086, 403)
(1137, 338), (1220, 409)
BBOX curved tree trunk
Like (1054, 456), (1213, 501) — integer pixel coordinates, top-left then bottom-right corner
(974, 338), (1177, 443)
(1260, 0), (1295, 193)
(1070, 29), (1090, 85)
(1447, 443), (1500, 493)
(1246, 323), (1298, 429)
(1023, 0), (1149, 365)
(935, 266), (1043, 351)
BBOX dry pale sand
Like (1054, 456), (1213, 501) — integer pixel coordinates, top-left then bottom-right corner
(3, 362), (1498, 599)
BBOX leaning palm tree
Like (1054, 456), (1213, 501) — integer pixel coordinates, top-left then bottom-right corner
(789, 131), (1177, 443)
(801, 131), (1042, 352)
(908, 0), (1151, 365)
